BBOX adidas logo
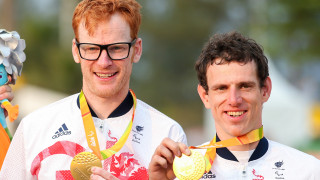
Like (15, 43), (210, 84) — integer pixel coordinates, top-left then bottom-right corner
(201, 170), (216, 179)
(52, 123), (72, 139)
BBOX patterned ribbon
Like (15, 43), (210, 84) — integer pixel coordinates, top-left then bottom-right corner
(79, 89), (137, 160)
(189, 126), (264, 172)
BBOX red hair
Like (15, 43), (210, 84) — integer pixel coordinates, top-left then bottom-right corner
(72, 0), (142, 40)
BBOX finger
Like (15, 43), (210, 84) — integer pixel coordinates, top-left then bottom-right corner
(160, 138), (190, 158)
(150, 153), (169, 169)
(0, 85), (14, 101)
(155, 142), (176, 164)
(91, 167), (119, 180)
(0, 84), (11, 93)
(178, 143), (191, 156)
(90, 174), (105, 180)
(148, 140), (178, 172)
(160, 138), (182, 156)
(7, 76), (12, 84)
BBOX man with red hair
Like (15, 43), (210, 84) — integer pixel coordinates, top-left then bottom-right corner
(0, 0), (187, 179)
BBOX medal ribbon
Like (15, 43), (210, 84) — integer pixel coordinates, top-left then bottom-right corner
(190, 126), (263, 172)
(79, 89), (137, 160)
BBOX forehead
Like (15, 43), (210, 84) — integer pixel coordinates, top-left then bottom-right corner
(207, 60), (259, 85)
(78, 13), (131, 43)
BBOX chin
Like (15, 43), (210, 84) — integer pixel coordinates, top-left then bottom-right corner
(89, 86), (115, 97)
(100, 88), (120, 97)
(229, 128), (247, 137)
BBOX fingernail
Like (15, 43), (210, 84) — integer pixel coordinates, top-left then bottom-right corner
(186, 148), (191, 155)
(177, 151), (182, 157)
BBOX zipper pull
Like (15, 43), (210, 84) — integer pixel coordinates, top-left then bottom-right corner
(242, 165), (247, 177)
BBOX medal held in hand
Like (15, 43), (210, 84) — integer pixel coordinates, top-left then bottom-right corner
(173, 127), (264, 180)
(70, 152), (102, 180)
(173, 149), (206, 180)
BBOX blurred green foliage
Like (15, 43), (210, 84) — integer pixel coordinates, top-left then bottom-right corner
(20, 18), (82, 94)
(0, 0), (319, 129)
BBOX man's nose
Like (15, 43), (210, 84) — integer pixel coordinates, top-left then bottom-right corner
(228, 87), (242, 106)
(97, 49), (113, 66)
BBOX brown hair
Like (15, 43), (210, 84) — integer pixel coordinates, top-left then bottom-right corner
(72, 0), (142, 40)
(195, 31), (269, 92)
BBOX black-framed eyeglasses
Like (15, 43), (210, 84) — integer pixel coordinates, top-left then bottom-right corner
(75, 39), (137, 61)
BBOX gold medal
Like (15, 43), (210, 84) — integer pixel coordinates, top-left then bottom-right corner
(173, 149), (206, 180)
(70, 152), (102, 180)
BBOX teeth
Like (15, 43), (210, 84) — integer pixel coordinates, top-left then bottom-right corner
(227, 111), (244, 117)
(96, 73), (115, 78)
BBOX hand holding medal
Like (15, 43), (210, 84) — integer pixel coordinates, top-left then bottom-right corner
(172, 127), (264, 180)
(70, 152), (102, 179)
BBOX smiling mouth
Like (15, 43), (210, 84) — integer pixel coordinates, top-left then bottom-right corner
(227, 111), (245, 117)
(96, 72), (117, 78)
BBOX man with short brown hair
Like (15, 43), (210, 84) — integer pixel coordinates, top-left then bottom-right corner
(149, 31), (320, 180)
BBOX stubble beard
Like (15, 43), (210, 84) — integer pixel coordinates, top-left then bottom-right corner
(82, 73), (130, 99)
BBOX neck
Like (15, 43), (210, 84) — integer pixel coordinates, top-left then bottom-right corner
(82, 89), (129, 119)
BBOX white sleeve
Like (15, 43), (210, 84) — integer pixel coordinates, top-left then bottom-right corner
(0, 120), (33, 179)
(169, 122), (188, 146)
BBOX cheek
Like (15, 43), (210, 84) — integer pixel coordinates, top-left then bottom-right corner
(80, 62), (92, 76)
(252, 100), (263, 112)
(209, 93), (225, 106)
(205, 96), (222, 112)
(246, 96), (263, 114)
(123, 61), (133, 74)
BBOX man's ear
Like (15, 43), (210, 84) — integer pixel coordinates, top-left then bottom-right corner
(131, 38), (142, 63)
(197, 84), (211, 109)
(261, 76), (272, 103)
(72, 39), (80, 63)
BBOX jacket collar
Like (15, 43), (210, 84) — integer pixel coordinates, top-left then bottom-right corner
(77, 91), (133, 118)
(216, 135), (269, 162)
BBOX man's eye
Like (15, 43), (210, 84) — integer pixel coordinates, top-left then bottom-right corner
(0, 75), (2, 78)
(217, 86), (227, 91)
(110, 47), (123, 51)
(86, 47), (99, 51)
(240, 84), (251, 89)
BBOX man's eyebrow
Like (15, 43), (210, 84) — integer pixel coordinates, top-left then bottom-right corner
(209, 81), (257, 89)
(210, 83), (228, 89)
